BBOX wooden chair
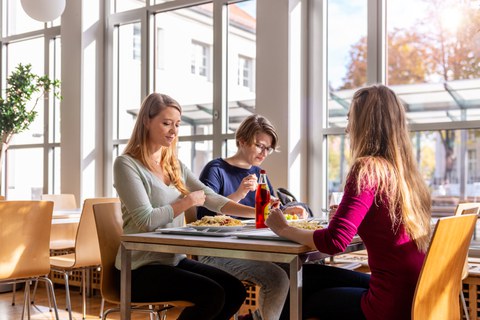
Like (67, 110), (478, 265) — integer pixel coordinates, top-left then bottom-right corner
(412, 214), (478, 320)
(49, 197), (120, 320)
(28, 194), (79, 308)
(455, 202), (480, 216)
(92, 202), (193, 319)
(0, 200), (59, 320)
(454, 202), (480, 320)
(42, 194), (78, 252)
(41, 194), (77, 211)
(0, 195), (4, 200)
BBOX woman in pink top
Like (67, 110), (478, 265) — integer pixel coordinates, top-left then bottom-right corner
(267, 84), (431, 320)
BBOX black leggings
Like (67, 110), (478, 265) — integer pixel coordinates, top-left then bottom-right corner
(280, 264), (370, 320)
(128, 258), (246, 320)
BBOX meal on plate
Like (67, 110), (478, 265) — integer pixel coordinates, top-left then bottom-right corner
(190, 215), (245, 227)
(284, 213), (300, 220)
(288, 220), (324, 230)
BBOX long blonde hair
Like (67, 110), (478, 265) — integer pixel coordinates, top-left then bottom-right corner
(347, 85), (431, 252)
(123, 93), (189, 195)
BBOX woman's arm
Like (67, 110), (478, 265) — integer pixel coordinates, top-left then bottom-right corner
(220, 200), (255, 218)
(170, 190), (206, 216)
(183, 161), (255, 218)
(266, 208), (316, 248)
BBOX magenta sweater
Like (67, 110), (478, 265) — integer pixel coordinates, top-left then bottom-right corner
(313, 177), (425, 320)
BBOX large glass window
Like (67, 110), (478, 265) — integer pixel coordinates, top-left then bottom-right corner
(227, 0), (256, 134)
(327, 0), (367, 129)
(1, 11), (61, 199)
(322, 0), (480, 244)
(113, 22), (142, 141)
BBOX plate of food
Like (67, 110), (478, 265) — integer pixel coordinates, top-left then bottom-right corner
(187, 215), (246, 231)
(288, 220), (324, 230)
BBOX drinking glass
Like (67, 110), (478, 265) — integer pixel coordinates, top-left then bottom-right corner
(328, 192), (344, 222)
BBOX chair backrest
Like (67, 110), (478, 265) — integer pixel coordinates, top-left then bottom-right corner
(412, 214), (478, 320)
(73, 197), (120, 267)
(277, 187), (314, 217)
(454, 202), (480, 280)
(455, 202), (480, 216)
(93, 202), (123, 303)
(0, 201), (54, 279)
(41, 194), (77, 210)
(0, 195), (4, 200)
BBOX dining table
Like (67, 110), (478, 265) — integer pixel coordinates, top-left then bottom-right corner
(119, 227), (364, 320)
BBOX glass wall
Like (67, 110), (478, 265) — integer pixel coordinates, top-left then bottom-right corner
(109, 0), (257, 177)
(323, 0), (480, 241)
(1, 1), (62, 199)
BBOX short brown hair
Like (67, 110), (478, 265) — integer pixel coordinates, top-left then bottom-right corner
(235, 114), (278, 150)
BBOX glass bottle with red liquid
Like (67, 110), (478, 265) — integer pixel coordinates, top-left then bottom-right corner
(255, 170), (270, 228)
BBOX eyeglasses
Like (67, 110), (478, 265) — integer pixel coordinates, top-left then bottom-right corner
(254, 143), (274, 155)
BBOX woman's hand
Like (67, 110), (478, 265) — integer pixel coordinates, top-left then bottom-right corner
(266, 208), (289, 236)
(231, 173), (258, 201)
(283, 206), (308, 219)
(328, 204), (339, 222)
(270, 197), (281, 209)
(187, 190), (206, 207)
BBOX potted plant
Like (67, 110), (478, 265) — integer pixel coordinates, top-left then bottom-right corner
(0, 63), (61, 197)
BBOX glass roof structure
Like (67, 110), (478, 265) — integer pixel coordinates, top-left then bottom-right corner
(328, 79), (480, 127)
(127, 79), (480, 131)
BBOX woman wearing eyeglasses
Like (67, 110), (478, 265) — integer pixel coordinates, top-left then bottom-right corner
(197, 114), (306, 320)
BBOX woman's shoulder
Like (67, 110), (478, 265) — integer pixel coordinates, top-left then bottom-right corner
(201, 158), (235, 173)
(114, 154), (146, 171)
(115, 154), (136, 165)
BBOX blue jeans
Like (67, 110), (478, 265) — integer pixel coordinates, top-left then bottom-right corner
(280, 264), (370, 320)
(199, 256), (290, 320)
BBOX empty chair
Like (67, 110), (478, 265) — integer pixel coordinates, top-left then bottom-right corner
(41, 194), (77, 211)
(276, 187), (313, 217)
(42, 194), (78, 252)
(28, 194), (80, 307)
(50, 197), (120, 320)
(454, 202), (480, 320)
(93, 202), (193, 319)
(412, 213), (478, 320)
(455, 202), (480, 216)
(0, 200), (59, 320)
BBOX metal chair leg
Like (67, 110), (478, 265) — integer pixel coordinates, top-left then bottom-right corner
(21, 280), (31, 320)
(461, 291), (470, 320)
(31, 277), (52, 310)
(41, 276), (60, 320)
(64, 272), (73, 320)
(82, 269), (87, 320)
(12, 282), (16, 306)
(99, 297), (105, 318)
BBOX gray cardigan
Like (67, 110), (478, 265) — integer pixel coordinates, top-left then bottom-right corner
(113, 154), (229, 269)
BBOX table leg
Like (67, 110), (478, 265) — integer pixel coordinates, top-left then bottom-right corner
(289, 256), (302, 320)
(120, 243), (131, 320)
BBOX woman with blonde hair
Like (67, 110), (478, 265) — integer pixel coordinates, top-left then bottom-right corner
(267, 84), (431, 320)
(114, 93), (260, 320)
